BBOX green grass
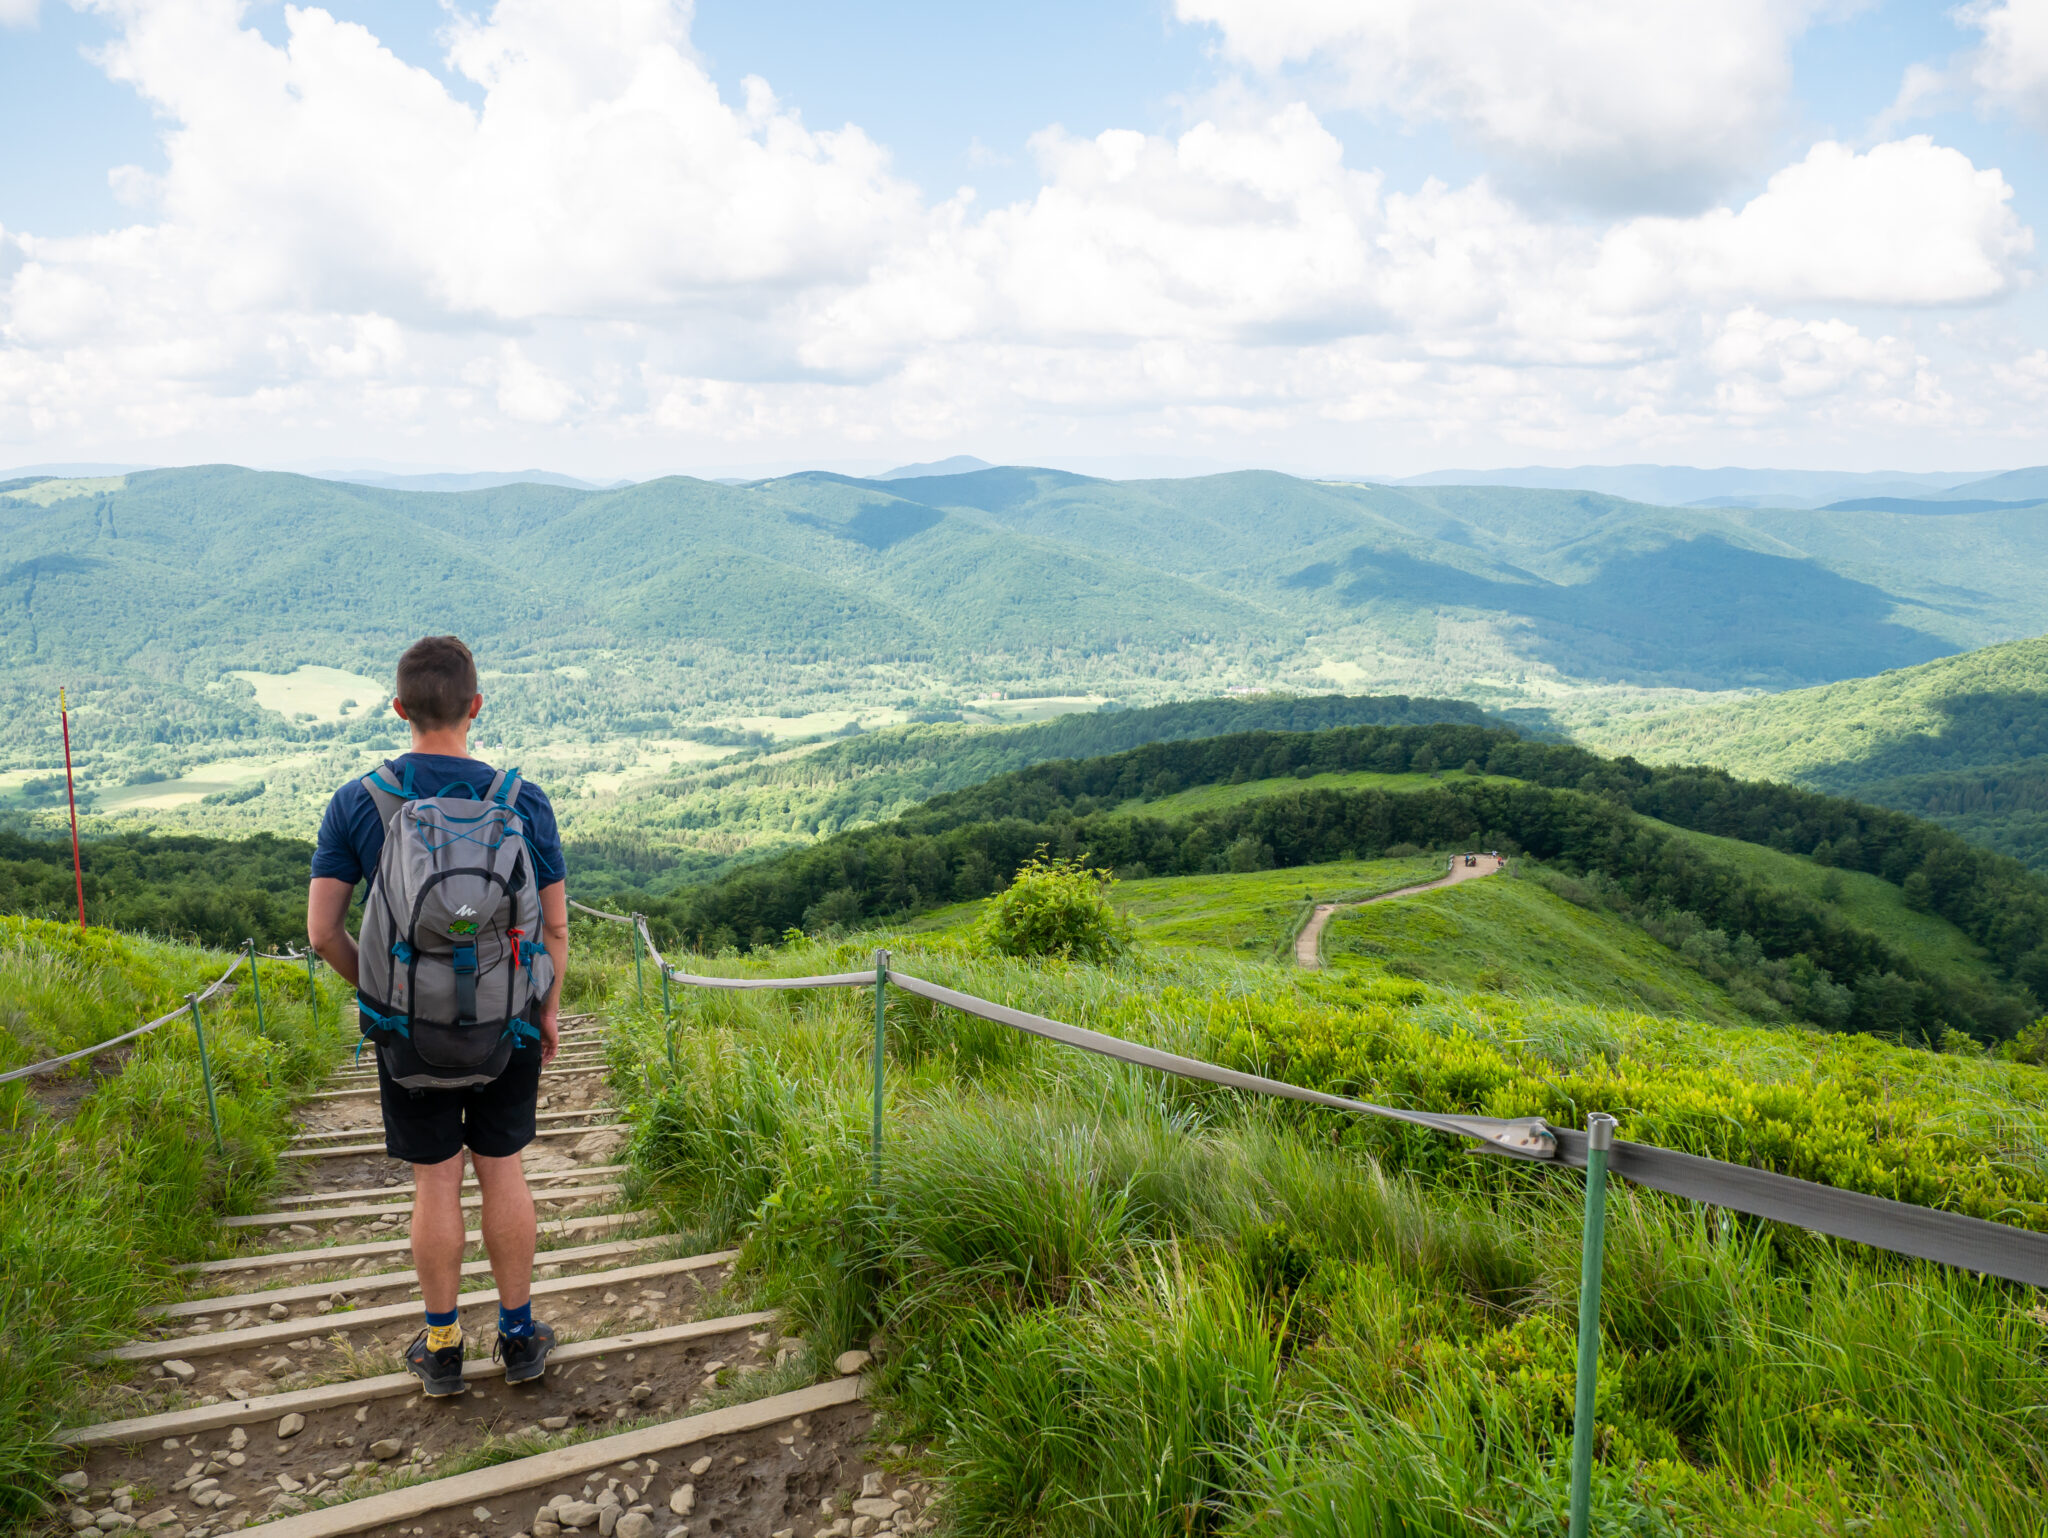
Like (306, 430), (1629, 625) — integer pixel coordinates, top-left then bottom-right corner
(616, 925), (2048, 1537)
(1648, 821), (2006, 989)
(0, 917), (350, 1515)
(1122, 767), (1514, 819)
(899, 855), (1448, 956)
(1322, 869), (1765, 1026)
(1114, 855), (1447, 955)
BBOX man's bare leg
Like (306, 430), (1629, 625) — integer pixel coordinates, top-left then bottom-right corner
(474, 1150), (536, 1311)
(411, 1152), (468, 1314)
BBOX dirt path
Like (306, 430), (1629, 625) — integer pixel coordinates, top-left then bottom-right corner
(1294, 853), (1507, 969)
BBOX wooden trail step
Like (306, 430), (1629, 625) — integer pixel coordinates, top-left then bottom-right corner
(281, 1124), (629, 1160)
(223, 1183), (622, 1228)
(266, 1166), (626, 1208)
(289, 1106), (616, 1144)
(108, 1255), (718, 1363)
(320, 1059), (611, 1090)
(180, 1212), (651, 1276)
(155, 1236), (694, 1316)
(60, 1309), (775, 1447)
(232, 1375), (863, 1538)
(308, 1066), (610, 1099)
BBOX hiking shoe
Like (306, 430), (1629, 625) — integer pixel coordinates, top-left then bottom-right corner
(495, 1319), (557, 1385)
(404, 1329), (466, 1398)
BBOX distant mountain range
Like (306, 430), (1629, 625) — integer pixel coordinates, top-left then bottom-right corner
(1388, 463), (2034, 510)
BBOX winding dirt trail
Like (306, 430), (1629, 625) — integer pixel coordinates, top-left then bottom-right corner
(1294, 853), (1507, 969)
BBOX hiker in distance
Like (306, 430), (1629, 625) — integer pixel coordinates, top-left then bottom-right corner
(305, 635), (571, 1396)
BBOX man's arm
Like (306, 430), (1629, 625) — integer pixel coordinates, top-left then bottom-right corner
(538, 883), (569, 1065)
(306, 877), (361, 988)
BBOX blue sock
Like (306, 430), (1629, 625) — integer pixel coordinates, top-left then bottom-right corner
(499, 1300), (534, 1338)
(423, 1306), (458, 1328)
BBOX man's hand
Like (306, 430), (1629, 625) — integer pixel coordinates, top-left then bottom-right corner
(537, 998), (560, 1066)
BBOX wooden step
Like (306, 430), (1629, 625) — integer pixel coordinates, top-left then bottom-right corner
(290, 1107), (618, 1145)
(281, 1124), (629, 1160)
(266, 1166), (625, 1208)
(60, 1308), (773, 1446)
(222, 1183), (622, 1228)
(180, 1211), (650, 1275)
(108, 1255), (716, 1363)
(155, 1236), (697, 1317)
(230, 1375), (863, 1537)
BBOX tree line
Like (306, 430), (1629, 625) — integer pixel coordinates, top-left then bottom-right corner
(640, 723), (2047, 1042)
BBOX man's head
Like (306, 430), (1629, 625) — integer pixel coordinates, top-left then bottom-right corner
(393, 635), (481, 735)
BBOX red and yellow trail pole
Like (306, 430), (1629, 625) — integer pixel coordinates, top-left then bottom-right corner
(59, 687), (85, 928)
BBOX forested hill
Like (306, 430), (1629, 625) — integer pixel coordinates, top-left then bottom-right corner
(1600, 635), (2048, 869)
(644, 721), (2048, 1044)
(568, 691), (1502, 894)
(13, 463), (2048, 791)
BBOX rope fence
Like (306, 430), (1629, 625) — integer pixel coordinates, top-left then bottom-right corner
(0, 939), (331, 1152)
(568, 893), (2048, 1538)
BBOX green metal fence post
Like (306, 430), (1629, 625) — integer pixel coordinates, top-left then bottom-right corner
(244, 940), (267, 1038)
(186, 992), (226, 1157)
(632, 914), (646, 1010)
(870, 948), (890, 1192)
(660, 961), (675, 1073)
(303, 951), (319, 1031)
(1568, 1112), (1618, 1538)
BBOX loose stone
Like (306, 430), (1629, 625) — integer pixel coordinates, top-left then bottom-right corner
(276, 1414), (306, 1438)
(835, 1350), (872, 1376)
(163, 1360), (198, 1384)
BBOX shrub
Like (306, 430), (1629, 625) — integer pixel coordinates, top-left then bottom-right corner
(975, 852), (1133, 964)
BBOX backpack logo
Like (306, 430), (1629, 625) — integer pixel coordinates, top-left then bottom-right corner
(454, 904), (478, 917)
(448, 920), (479, 936)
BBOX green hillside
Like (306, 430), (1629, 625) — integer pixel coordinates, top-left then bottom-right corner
(567, 692), (1500, 895)
(17, 464), (2048, 853)
(644, 720), (2048, 1042)
(1324, 870), (1767, 1026)
(1598, 635), (2048, 868)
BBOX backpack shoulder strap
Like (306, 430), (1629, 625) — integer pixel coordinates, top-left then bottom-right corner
(486, 766), (523, 813)
(361, 759), (415, 826)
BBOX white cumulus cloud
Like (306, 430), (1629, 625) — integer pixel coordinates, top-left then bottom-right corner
(0, 0), (2040, 470)
(1174, 0), (1821, 211)
(1959, 0), (2048, 123)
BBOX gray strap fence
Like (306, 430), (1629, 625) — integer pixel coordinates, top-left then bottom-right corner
(0, 947), (251, 1086)
(583, 893), (2048, 1538)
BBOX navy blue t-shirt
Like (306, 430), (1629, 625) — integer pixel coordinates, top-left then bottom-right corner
(312, 753), (566, 894)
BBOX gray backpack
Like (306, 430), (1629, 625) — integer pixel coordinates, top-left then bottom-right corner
(356, 760), (553, 1090)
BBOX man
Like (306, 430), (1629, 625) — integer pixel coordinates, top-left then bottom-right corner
(306, 635), (571, 1395)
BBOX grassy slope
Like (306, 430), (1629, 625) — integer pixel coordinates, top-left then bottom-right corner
(1114, 857), (1447, 954)
(621, 925), (2048, 1537)
(1648, 821), (2005, 989)
(1120, 766), (1516, 818)
(0, 917), (348, 1514)
(1323, 870), (1764, 1026)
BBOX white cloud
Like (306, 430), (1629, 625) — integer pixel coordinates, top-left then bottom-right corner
(0, 0), (39, 28)
(1959, 0), (2048, 123)
(1173, 0), (1821, 212)
(1598, 139), (2030, 309)
(0, 0), (2040, 471)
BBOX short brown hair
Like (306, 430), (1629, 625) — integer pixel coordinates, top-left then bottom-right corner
(395, 636), (478, 729)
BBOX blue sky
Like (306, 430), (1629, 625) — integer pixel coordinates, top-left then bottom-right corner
(4, 0), (2048, 478)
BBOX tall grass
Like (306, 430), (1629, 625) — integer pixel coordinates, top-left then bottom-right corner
(0, 917), (348, 1517)
(621, 932), (2048, 1537)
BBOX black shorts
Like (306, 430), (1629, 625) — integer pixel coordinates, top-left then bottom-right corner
(376, 1044), (544, 1165)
